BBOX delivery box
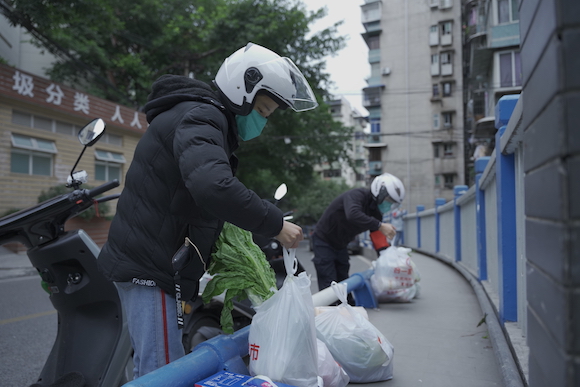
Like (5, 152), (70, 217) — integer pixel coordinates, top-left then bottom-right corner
(195, 371), (297, 387)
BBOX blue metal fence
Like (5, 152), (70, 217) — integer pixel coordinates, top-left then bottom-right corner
(404, 94), (524, 328)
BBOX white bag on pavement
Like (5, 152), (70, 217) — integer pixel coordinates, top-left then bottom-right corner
(248, 248), (318, 387)
(317, 338), (349, 387)
(315, 282), (394, 383)
(371, 246), (421, 302)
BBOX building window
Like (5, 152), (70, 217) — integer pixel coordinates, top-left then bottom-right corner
(473, 92), (486, 118)
(439, 0), (452, 9)
(442, 112), (453, 128)
(55, 121), (76, 136)
(431, 54), (440, 76)
(499, 51), (522, 88)
(433, 114), (440, 129)
(10, 133), (57, 176)
(95, 150), (126, 182)
(440, 21), (453, 45)
(433, 142), (455, 158)
(101, 132), (123, 146)
(436, 173), (456, 189)
(498, 0), (519, 24)
(443, 143), (454, 156)
(443, 173), (455, 189)
(370, 119), (381, 133)
(368, 147), (381, 162)
(429, 25), (439, 46)
(367, 35), (380, 50)
(441, 52), (453, 76)
(12, 110), (82, 137)
(442, 82), (452, 97)
(429, 0), (439, 8)
(433, 84), (440, 98)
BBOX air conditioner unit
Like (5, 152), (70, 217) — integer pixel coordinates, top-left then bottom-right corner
(381, 67), (391, 76)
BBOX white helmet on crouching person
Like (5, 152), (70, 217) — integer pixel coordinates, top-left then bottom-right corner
(371, 173), (405, 214)
(213, 42), (318, 116)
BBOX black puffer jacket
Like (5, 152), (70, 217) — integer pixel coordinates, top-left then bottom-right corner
(314, 188), (382, 250)
(98, 75), (284, 300)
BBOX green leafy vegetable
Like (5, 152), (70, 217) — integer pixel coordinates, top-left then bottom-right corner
(201, 222), (277, 334)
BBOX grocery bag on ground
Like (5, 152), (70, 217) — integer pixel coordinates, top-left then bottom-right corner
(248, 248), (318, 387)
(317, 338), (350, 387)
(315, 282), (394, 383)
(371, 246), (421, 303)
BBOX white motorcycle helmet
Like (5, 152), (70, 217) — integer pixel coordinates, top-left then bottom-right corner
(214, 42), (318, 116)
(371, 173), (405, 210)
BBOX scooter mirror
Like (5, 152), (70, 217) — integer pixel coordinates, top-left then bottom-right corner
(78, 118), (106, 146)
(274, 183), (287, 201)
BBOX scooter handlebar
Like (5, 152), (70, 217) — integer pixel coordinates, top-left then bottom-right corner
(87, 180), (119, 198)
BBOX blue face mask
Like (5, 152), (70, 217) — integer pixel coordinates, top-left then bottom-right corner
(378, 201), (392, 214)
(235, 110), (267, 141)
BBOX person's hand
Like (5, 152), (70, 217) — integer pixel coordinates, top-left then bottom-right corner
(276, 221), (303, 249)
(379, 222), (396, 240)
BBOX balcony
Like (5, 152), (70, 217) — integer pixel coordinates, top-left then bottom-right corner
(363, 84), (384, 108)
(361, 0), (382, 25)
(368, 49), (381, 64)
(490, 21), (520, 48)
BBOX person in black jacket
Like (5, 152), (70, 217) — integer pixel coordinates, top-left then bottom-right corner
(312, 173), (405, 292)
(97, 42), (318, 378)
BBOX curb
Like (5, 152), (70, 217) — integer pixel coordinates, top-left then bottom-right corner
(411, 247), (527, 387)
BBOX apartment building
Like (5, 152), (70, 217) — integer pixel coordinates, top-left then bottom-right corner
(464, 0), (521, 184)
(361, 0), (466, 210)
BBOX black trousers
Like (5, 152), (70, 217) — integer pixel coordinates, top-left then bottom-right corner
(311, 234), (350, 291)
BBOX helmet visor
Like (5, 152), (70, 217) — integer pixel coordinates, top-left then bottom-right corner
(257, 57), (318, 112)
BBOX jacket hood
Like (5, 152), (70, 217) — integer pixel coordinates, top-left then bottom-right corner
(143, 75), (225, 123)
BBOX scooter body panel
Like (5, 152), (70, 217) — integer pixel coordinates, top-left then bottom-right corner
(28, 230), (131, 386)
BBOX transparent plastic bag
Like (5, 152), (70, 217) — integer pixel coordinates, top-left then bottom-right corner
(317, 339), (349, 387)
(371, 246), (420, 303)
(248, 248), (318, 387)
(315, 282), (394, 383)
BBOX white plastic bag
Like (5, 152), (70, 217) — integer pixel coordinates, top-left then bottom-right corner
(317, 339), (350, 387)
(371, 246), (421, 302)
(315, 282), (394, 383)
(248, 248), (318, 387)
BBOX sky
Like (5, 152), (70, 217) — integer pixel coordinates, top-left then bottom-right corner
(303, 0), (369, 116)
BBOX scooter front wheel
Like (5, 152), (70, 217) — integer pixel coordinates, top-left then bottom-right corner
(181, 311), (222, 353)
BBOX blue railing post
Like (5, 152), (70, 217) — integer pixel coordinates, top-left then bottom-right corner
(435, 198), (446, 253)
(416, 205), (425, 248)
(495, 95), (519, 323)
(453, 185), (468, 262)
(475, 157), (490, 281)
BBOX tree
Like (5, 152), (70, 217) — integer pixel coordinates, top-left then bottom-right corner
(291, 178), (351, 226)
(1, 0), (355, 210)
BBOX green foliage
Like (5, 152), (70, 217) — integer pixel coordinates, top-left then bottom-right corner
(3, 0), (344, 107)
(291, 178), (351, 225)
(38, 184), (110, 220)
(202, 222), (277, 334)
(5, 0), (355, 220)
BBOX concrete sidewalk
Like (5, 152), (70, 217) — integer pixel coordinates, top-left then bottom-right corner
(357, 251), (504, 387)
(0, 246), (509, 386)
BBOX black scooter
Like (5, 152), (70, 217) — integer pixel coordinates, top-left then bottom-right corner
(0, 118), (131, 387)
